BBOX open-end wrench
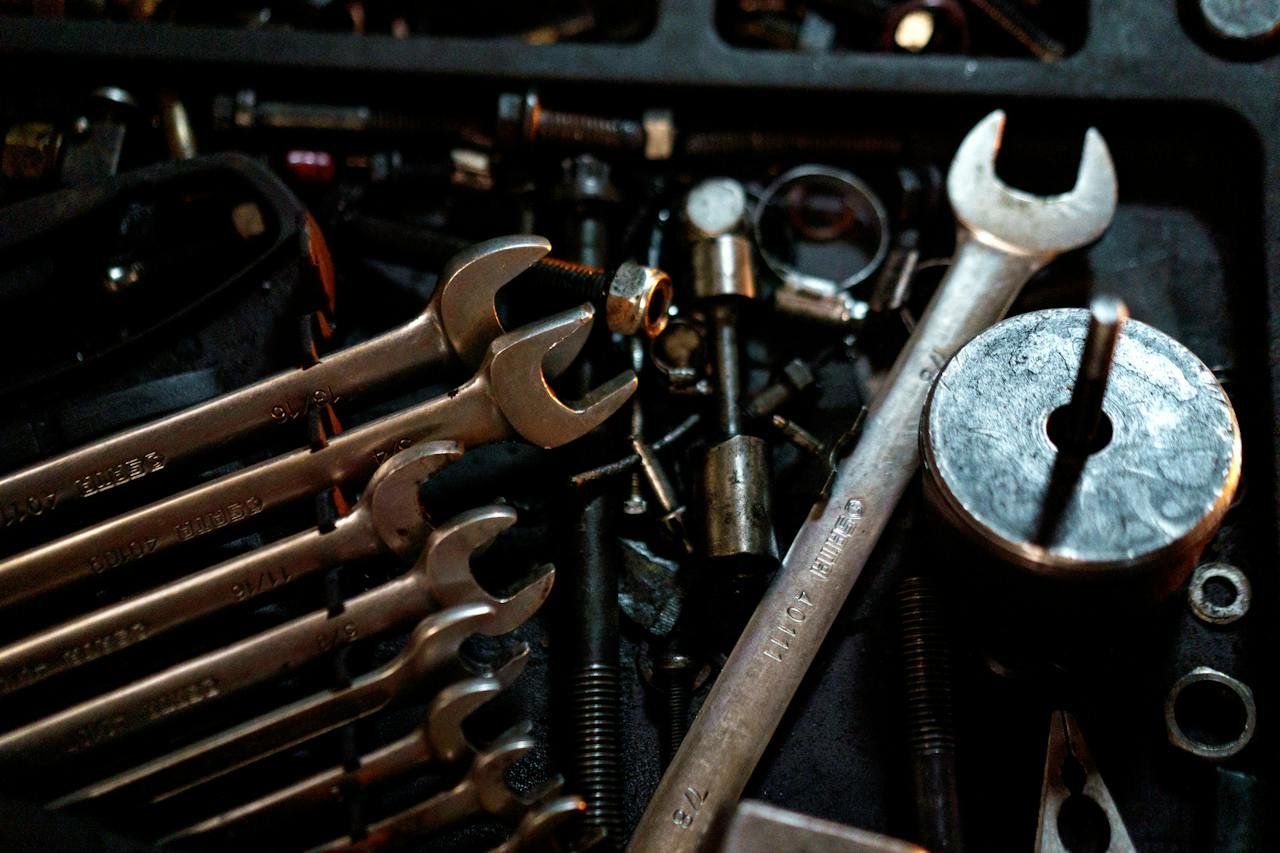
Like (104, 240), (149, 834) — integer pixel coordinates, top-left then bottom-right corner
(311, 725), (560, 852)
(0, 508), (550, 763)
(0, 441), (462, 696)
(162, 671), (525, 846)
(0, 304), (636, 609)
(629, 111), (1118, 852)
(490, 795), (590, 853)
(0, 235), (552, 529)
(50, 604), (523, 808)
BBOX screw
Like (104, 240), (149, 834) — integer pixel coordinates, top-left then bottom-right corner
(746, 357), (817, 419)
(964, 0), (1066, 60)
(896, 575), (965, 852)
(498, 90), (649, 154)
(656, 644), (696, 767)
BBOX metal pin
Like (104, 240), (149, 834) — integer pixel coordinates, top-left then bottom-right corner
(1061, 295), (1128, 455)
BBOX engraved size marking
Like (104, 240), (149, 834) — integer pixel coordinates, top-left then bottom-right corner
(175, 496), (264, 542)
(61, 622), (148, 668)
(671, 785), (709, 830)
(315, 621), (359, 654)
(75, 451), (166, 498)
(88, 538), (159, 574)
(2, 493), (56, 526)
(762, 498), (864, 664)
(918, 348), (948, 382)
(372, 438), (415, 466)
(271, 386), (342, 423)
(231, 566), (293, 602)
(69, 677), (219, 753)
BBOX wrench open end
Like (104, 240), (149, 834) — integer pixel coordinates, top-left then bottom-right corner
(437, 234), (552, 369)
(488, 305), (638, 449)
(419, 505), (555, 636)
(367, 440), (465, 559)
(398, 601), (497, 683)
(948, 110), (1118, 257)
(426, 672), (513, 764)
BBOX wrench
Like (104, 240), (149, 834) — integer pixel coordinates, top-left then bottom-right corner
(0, 304), (636, 609)
(629, 111), (1117, 852)
(312, 725), (560, 852)
(490, 795), (590, 853)
(161, 671), (525, 846)
(0, 441), (462, 696)
(0, 235), (552, 528)
(0, 507), (550, 762)
(49, 603), (524, 808)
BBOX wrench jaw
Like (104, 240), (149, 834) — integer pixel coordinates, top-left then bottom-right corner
(492, 795), (589, 853)
(425, 673), (513, 765)
(948, 110), (1119, 258)
(487, 305), (638, 449)
(396, 602), (498, 685)
(367, 441), (465, 559)
(418, 506), (556, 636)
(436, 235), (553, 369)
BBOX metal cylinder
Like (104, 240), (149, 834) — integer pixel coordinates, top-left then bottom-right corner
(709, 302), (744, 436)
(921, 308), (1241, 600)
(684, 177), (748, 241)
(692, 235), (756, 300)
(702, 435), (778, 562)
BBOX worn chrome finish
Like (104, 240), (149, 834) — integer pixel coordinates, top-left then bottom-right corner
(162, 672), (521, 845)
(719, 801), (925, 852)
(692, 235), (756, 300)
(1036, 711), (1135, 853)
(1165, 667), (1256, 760)
(311, 724), (558, 851)
(0, 442), (461, 695)
(0, 512), (550, 763)
(0, 236), (550, 526)
(630, 111), (1117, 852)
(0, 306), (635, 609)
(1188, 563), (1251, 625)
(922, 309), (1240, 596)
(49, 606), (522, 808)
(702, 435), (777, 562)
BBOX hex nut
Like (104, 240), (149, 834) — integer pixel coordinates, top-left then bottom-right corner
(643, 109), (676, 161)
(606, 262), (672, 338)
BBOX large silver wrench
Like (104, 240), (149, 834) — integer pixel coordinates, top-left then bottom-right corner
(0, 304), (636, 609)
(0, 235), (552, 530)
(312, 725), (559, 852)
(629, 111), (1118, 852)
(49, 604), (524, 808)
(161, 672), (523, 846)
(0, 508), (550, 763)
(0, 441), (462, 696)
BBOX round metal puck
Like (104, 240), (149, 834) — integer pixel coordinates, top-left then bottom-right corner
(921, 308), (1240, 595)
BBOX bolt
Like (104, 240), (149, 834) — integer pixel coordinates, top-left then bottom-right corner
(656, 644), (697, 767)
(897, 575), (965, 852)
(746, 357), (817, 419)
(497, 90), (652, 155)
(769, 415), (826, 458)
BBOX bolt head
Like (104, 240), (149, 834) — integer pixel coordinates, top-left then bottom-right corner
(781, 358), (816, 392)
(607, 262), (672, 338)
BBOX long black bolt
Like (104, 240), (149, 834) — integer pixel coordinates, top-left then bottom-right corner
(656, 643), (696, 767)
(497, 91), (646, 153)
(897, 575), (965, 852)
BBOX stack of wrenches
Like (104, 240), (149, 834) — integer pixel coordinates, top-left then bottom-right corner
(0, 235), (637, 848)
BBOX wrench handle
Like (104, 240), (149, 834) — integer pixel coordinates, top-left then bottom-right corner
(0, 378), (506, 608)
(0, 576), (431, 763)
(0, 315), (448, 532)
(0, 513), (378, 696)
(628, 234), (1046, 852)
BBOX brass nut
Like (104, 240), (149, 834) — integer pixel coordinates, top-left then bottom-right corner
(606, 262), (672, 338)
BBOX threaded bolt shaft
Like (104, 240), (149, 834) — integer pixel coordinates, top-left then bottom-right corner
(537, 109), (646, 151)
(663, 673), (691, 766)
(897, 575), (964, 852)
(570, 662), (625, 848)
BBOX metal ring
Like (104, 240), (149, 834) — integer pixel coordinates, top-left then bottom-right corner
(1188, 563), (1251, 625)
(752, 165), (890, 295)
(1165, 667), (1255, 760)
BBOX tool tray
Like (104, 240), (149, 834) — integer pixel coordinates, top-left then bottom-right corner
(0, 1), (1277, 849)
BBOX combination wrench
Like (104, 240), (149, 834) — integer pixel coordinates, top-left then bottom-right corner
(311, 724), (559, 852)
(162, 670), (528, 845)
(0, 303), (636, 609)
(0, 441), (462, 695)
(629, 111), (1118, 852)
(0, 235), (553, 529)
(51, 603), (522, 808)
(0, 507), (549, 763)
